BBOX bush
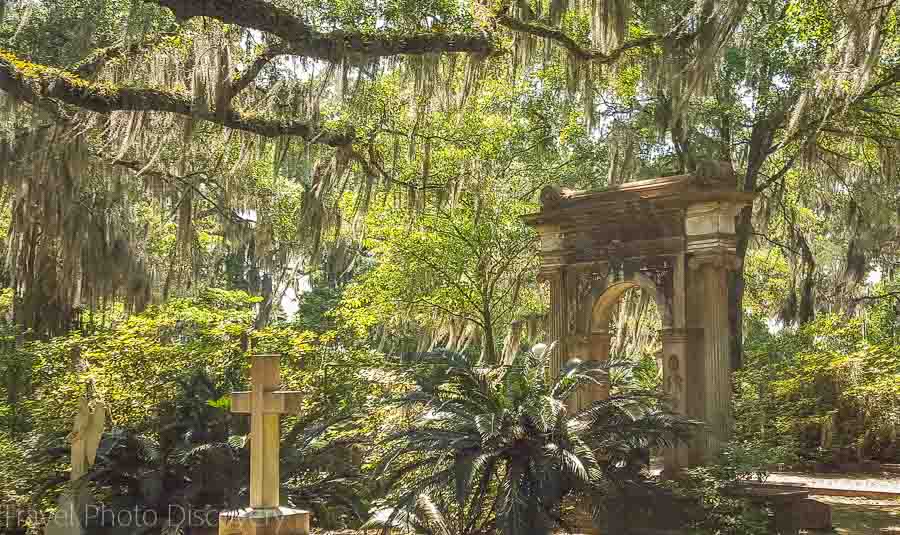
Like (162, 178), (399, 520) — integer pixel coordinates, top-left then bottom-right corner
(735, 313), (900, 465)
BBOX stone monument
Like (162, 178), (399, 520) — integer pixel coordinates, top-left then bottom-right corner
(219, 354), (309, 535)
(69, 396), (106, 481)
(523, 164), (754, 472)
(45, 395), (107, 535)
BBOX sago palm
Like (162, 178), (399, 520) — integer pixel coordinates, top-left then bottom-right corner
(375, 347), (696, 535)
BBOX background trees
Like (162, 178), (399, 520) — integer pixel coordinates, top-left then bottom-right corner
(735, 290), (900, 467)
(3, 0), (898, 362)
(339, 196), (537, 363)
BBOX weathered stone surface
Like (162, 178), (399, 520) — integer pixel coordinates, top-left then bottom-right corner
(524, 167), (754, 471)
(228, 355), (303, 509)
(219, 355), (311, 535)
(69, 398), (106, 481)
(218, 508), (310, 535)
(791, 498), (832, 531)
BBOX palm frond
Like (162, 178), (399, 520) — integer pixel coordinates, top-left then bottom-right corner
(417, 493), (452, 535)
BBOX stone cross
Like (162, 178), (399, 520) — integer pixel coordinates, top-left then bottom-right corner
(231, 354), (303, 509)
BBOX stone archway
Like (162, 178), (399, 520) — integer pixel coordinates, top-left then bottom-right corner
(575, 275), (669, 404)
(592, 273), (671, 329)
(525, 163), (754, 472)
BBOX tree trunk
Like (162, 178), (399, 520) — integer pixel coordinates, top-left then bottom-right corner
(482, 303), (497, 364)
(730, 103), (776, 369)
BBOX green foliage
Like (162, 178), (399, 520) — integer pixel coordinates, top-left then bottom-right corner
(735, 310), (900, 464)
(0, 288), (392, 531)
(374, 349), (696, 535)
(743, 248), (792, 318)
(338, 195), (538, 362)
(2, 0), (900, 530)
(25, 289), (258, 432)
(250, 324), (394, 427)
(290, 286), (343, 333)
(651, 443), (790, 535)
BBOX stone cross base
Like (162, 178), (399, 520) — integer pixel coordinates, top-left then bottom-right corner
(218, 507), (310, 535)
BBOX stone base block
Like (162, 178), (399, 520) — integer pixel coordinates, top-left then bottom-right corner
(792, 498), (831, 531)
(218, 507), (310, 535)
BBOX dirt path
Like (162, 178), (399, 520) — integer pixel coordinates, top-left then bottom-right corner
(768, 472), (900, 496)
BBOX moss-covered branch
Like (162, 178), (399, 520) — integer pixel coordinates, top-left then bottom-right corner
(0, 49), (354, 146)
(142, 0), (685, 66)
(145, 0), (499, 61)
(496, 14), (694, 63)
(226, 41), (287, 102)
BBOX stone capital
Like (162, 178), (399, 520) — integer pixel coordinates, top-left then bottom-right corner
(688, 252), (742, 272)
(659, 328), (696, 344)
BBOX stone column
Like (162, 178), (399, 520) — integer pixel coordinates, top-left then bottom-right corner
(569, 331), (612, 412)
(565, 332), (608, 535)
(567, 334), (589, 413)
(543, 267), (567, 378)
(536, 222), (568, 379)
(692, 254), (738, 458)
(568, 330), (610, 412)
(685, 200), (745, 462)
(660, 328), (689, 473)
(568, 330), (611, 535)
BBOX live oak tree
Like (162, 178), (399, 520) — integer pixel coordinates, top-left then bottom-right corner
(0, 0), (898, 369)
(1, 1), (900, 529)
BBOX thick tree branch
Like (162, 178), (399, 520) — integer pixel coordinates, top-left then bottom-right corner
(0, 49), (354, 146)
(852, 290), (900, 302)
(856, 64), (900, 102)
(145, 0), (499, 61)
(496, 14), (694, 63)
(227, 41), (286, 101)
(755, 149), (800, 193)
(751, 231), (802, 256)
(142, 0), (687, 68)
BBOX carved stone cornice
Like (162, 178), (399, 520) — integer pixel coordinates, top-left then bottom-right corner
(639, 258), (674, 290)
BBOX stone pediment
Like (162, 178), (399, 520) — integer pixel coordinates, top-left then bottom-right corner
(529, 170), (750, 221)
(523, 164), (754, 261)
